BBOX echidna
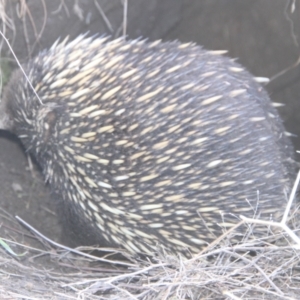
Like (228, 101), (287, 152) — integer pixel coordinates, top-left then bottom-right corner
(0, 35), (296, 256)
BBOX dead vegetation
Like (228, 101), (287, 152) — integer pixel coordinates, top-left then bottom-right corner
(0, 171), (299, 299)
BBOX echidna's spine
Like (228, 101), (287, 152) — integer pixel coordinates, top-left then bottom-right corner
(0, 36), (295, 256)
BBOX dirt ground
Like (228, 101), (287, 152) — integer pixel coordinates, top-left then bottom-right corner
(0, 0), (300, 298)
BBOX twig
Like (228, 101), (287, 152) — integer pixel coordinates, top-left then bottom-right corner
(0, 30), (44, 105)
(15, 215), (135, 267)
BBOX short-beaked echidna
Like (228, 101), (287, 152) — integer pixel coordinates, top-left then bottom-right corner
(0, 35), (296, 256)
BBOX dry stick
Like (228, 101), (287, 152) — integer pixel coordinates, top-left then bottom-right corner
(0, 30), (44, 105)
(82, 280), (139, 300)
(52, 0), (70, 16)
(20, 2), (31, 58)
(241, 169), (300, 247)
(0, 6), (10, 53)
(140, 274), (289, 298)
(281, 169), (300, 224)
(27, 0), (48, 57)
(62, 262), (167, 288)
(53, 293), (79, 299)
(0, 236), (60, 255)
(189, 171), (300, 298)
(269, 0), (300, 85)
(222, 291), (241, 300)
(269, 54), (300, 83)
(15, 215), (135, 267)
(122, 0), (128, 37)
(240, 215), (300, 248)
(222, 250), (284, 296)
(193, 220), (245, 259)
(94, 0), (114, 33)
(269, 255), (297, 280)
(284, 0), (298, 48)
(228, 284), (296, 300)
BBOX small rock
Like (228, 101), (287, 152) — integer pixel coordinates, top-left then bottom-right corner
(12, 182), (22, 192)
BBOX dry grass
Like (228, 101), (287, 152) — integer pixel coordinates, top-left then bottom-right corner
(0, 171), (299, 299)
(0, 0), (300, 299)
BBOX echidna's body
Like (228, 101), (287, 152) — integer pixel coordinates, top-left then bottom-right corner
(0, 36), (295, 256)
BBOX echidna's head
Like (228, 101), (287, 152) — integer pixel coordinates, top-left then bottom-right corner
(0, 69), (60, 157)
(0, 35), (103, 156)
